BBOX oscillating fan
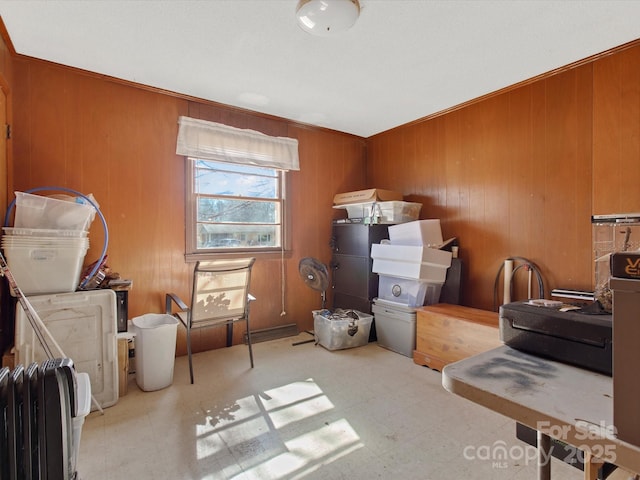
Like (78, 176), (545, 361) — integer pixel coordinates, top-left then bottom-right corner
(298, 257), (330, 309)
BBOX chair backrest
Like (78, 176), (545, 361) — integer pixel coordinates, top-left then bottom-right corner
(190, 258), (256, 326)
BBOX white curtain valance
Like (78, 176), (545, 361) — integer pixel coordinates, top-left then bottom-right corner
(176, 116), (299, 171)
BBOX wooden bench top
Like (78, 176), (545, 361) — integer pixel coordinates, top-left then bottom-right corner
(416, 304), (499, 327)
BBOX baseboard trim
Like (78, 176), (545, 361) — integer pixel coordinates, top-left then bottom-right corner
(245, 324), (299, 344)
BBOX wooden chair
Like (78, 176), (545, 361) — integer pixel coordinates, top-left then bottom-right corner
(166, 257), (256, 384)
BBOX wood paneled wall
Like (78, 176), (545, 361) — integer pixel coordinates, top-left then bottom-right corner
(6, 57), (366, 354)
(593, 45), (640, 214)
(0, 26), (12, 355)
(368, 43), (640, 311)
(1, 27), (639, 352)
(0, 26), (11, 215)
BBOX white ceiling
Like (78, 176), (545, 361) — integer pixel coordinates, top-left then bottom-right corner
(1, 1), (639, 138)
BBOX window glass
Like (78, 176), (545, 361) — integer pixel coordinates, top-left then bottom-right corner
(188, 159), (285, 253)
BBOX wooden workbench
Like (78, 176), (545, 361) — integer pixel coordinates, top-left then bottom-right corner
(442, 345), (640, 479)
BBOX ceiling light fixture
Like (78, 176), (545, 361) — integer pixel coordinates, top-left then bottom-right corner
(296, 0), (361, 36)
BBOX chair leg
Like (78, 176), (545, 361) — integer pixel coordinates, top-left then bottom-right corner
(186, 326), (194, 384)
(245, 317), (254, 368)
(226, 322), (233, 347)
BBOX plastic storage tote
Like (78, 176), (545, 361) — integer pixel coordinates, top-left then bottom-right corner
(313, 310), (373, 350)
(372, 299), (417, 357)
(132, 314), (179, 391)
(377, 275), (443, 307)
(14, 191), (96, 231)
(2, 242), (89, 295)
(333, 201), (422, 224)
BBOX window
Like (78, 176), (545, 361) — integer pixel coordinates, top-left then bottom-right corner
(176, 116), (298, 259)
(187, 158), (287, 254)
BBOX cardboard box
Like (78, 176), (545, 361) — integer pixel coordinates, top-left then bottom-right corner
(333, 188), (403, 205)
(611, 252), (640, 279)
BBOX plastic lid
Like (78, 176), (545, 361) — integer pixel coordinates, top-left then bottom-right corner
(373, 297), (419, 313)
(3, 227), (89, 237)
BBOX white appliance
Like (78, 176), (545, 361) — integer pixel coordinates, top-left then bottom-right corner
(15, 289), (119, 411)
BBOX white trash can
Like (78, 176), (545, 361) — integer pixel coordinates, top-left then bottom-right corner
(132, 313), (179, 391)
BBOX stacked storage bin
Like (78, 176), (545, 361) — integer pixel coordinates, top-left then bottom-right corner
(2, 192), (96, 295)
(370, 220), (452, 357)
(334, 200), (422, 224)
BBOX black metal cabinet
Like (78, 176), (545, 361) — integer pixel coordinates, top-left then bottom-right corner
(330, 223), (390, 314)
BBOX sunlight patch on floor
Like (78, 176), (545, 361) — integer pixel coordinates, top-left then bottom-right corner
(195, 378), (360, 478)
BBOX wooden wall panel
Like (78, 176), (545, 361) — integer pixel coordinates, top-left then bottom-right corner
(0, 25), (11, 208)
(11, 60), (191, 318)
(8, 57), (366, 355)
(593, 45), (640, 215)
(5, 36), (640, 342)
(368, 66), (594, 311)
(0, 30), (11, 354)
(542, 66), (593, 292)
(287, 126), (367, 324)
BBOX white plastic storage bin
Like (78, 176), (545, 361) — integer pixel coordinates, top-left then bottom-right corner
(313, 310), (373, 350)
(14, 191), (96, 231)
(333, 201), (421, 224)
(333, 202), (380, 219)
(132, 314), (179, 391)
(372, 259), (449, 283)
(388, 219), (443, 246)
(370, 243), (452, 265)
(372, 299), (417, 357)
(378, 275), (443, 307)
(2, 243), (89, 295)
(371, 243), (452, 282)
(377, 201), (421, 223)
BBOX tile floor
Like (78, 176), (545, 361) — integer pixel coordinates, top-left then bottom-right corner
(77, 334), (588, 480)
